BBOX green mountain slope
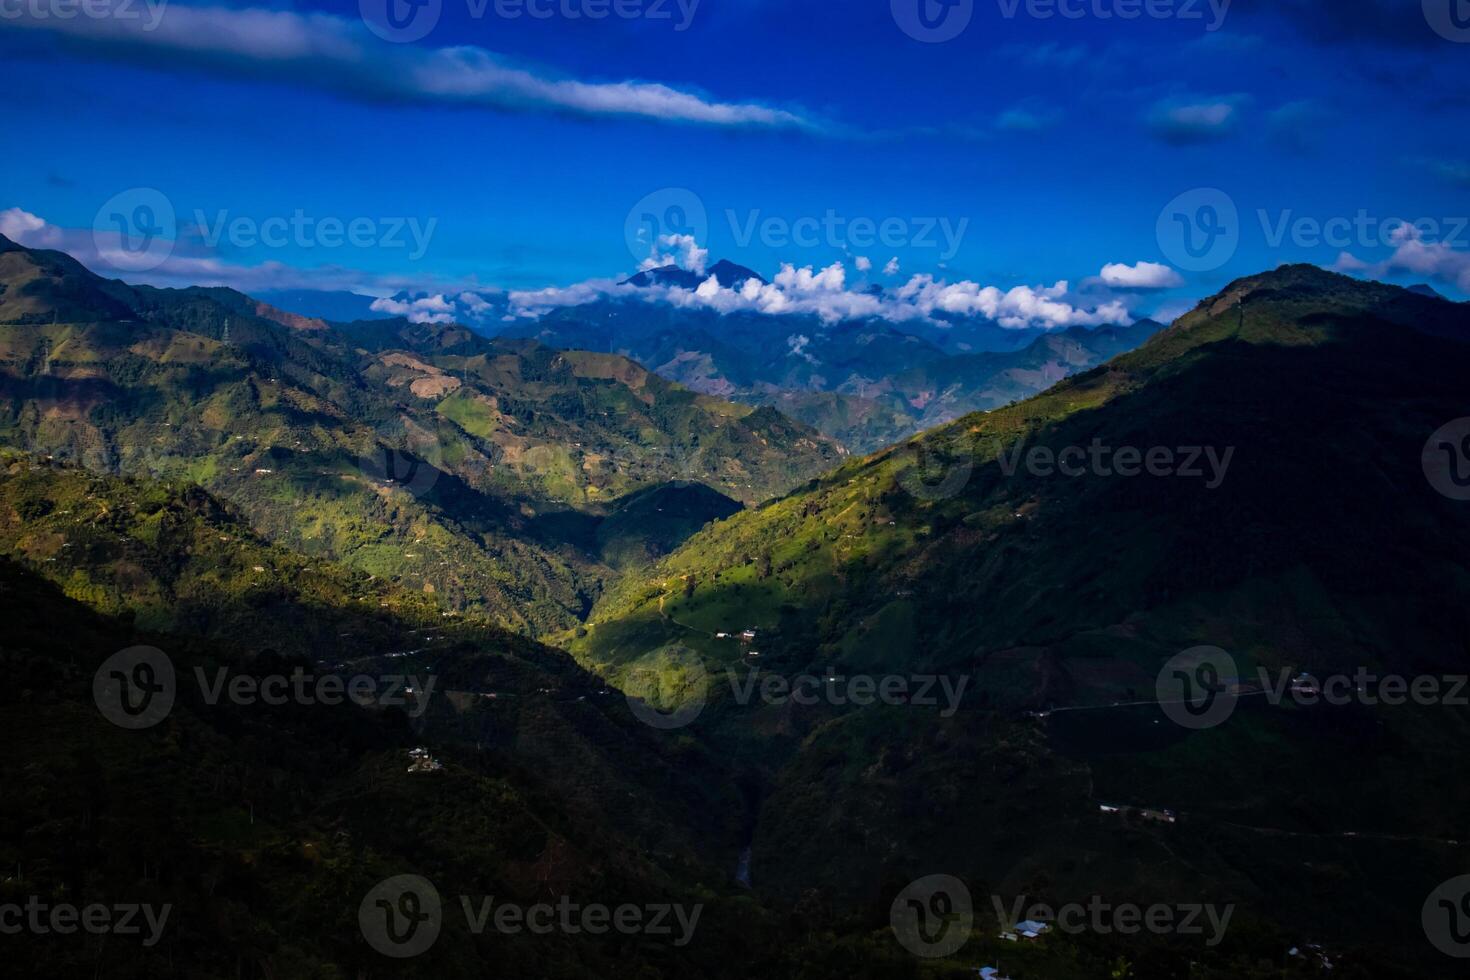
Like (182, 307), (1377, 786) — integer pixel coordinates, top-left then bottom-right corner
(571, 265), (1470, 972)
(0, 235), (841, 634)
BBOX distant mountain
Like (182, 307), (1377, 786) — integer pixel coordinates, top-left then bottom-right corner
(622, 258), (768, 290)
(253, 287), (394, 322)
(1407, 283), (1446, 300)
(0, 234), (842, 634)
(573, 265), (1470, 968)
(510, 294), (1161, 451)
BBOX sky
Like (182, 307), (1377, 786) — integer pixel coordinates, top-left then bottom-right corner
(2, 0), (1469, 328)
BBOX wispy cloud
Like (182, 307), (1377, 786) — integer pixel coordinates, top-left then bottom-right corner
(994, 102), (1063, 134)
(0, 207), (493, 299)
(4, 1), (818, 131)
(1146, 95), (1248, 145)
(1336, 227), (1470, 295)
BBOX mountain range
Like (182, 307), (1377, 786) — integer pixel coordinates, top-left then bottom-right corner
(571, 264), (1470, 973)
(0, 234), (842, 634)
(4, 235), (1469, 975)
(502, 263), (1164, 452)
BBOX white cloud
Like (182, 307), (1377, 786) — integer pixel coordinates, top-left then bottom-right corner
(854, 256), (872, 272)
(509, 257), (1134, 330)
(369, 293), (458, 324)
(0, 207), (48, 243)
(1097, 261), (1185, 289)
(459, 291), (492, 314)
(1335, 227), (1470, 294)
(883, 257), (901, 276)
(8, 2), (817, 131)
(640, 233), (708, 274)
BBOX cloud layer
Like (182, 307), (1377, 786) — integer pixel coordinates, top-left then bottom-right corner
(7, 1), (815, 130)
(510, 258), (1137, 330)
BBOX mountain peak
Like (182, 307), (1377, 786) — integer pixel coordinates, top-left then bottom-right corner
(622, 259), (767, 291)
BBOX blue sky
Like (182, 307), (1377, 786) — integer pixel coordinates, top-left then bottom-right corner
(2, 0), (1469, 325)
